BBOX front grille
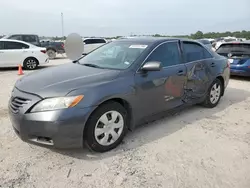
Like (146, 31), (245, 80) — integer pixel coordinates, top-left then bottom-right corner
(10, 97), (30, 113)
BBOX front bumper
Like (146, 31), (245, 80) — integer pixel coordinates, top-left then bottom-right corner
(8, 87), (95, 149)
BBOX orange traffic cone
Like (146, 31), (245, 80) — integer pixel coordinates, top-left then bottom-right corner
(18, 64), (24, 75)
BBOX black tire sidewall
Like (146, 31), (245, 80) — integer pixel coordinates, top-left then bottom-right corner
(84, 102), (128, 152)
(23, 58), (38, 70)
(204, 78), (223, 108)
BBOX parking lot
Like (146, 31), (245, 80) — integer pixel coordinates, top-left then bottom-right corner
(0, 59), (250, 188)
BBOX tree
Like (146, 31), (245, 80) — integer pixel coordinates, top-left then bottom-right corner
(191, 31), (203, 39)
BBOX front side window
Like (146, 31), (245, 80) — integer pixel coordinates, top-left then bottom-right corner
(183, 42), (212, 62)
(146, 42), (181, 67)
(4, 41), (29, 50)
(79, 41), (149, 70)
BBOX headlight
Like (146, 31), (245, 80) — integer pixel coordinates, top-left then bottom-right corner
(30, 95), (84, 112)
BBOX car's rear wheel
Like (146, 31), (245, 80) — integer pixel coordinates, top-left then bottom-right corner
(23, 57), (39, 70)
(47, 49), (56, 59)
(84, 102), (128, 152)
(202, 78), (223, 108)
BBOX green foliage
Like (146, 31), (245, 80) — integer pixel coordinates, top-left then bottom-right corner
(174, 30), (250, 40)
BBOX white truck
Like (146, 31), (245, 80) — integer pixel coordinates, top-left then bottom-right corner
(82, 38), (107, 55)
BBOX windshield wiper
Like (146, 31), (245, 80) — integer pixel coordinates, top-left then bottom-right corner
(83, 63), (103, 69)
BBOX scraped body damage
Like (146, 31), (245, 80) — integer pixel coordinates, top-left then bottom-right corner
(183, 61), (211, 102)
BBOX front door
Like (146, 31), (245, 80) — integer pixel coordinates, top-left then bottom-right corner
(134, 41), (187, 120)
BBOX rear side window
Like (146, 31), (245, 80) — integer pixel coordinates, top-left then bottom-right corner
(146, 42), (181, 67)
(23, 35), (38, 42)
(0, 41), (4, 49)
(216, 44), (250, 55)
(183, 42), (212, 62)
(4, 41), (29, 50)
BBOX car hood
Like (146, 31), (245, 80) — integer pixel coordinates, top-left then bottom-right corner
(15, 63), (120, 98)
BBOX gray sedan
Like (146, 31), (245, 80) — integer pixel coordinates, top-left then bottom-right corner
(8, 37), (230, 152)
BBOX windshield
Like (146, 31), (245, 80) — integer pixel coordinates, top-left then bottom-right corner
(78, 41), (149, 70)
(216, 43), (250, 57)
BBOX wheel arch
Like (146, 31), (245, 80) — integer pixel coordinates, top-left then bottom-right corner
(83, 97), (134, 138)
(216, 75), (225, 96)
(23, 56), (39, 66)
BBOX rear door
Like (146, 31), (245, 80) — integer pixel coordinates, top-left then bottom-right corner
(134, 41), (187, 119)
(181, 41), (213, 101)
(2, 41), (29, 66)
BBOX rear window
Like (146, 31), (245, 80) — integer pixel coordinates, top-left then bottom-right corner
(84, 39), (106, 44)
(216, 43), (250, 55)
(23, 35), (38, 42)
(198, 39), (210, 45)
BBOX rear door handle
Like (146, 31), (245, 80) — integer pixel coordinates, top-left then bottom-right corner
(177, 70), (184, 76)
(211, 62), (215, 67)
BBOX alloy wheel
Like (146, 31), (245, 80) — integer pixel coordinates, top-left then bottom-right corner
(26, 59), (37, 70)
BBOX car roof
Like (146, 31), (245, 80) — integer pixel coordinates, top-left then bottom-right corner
(0, 38), (32, 46)
(83, 37), (106, 40)
(115, 37), (198, 44)
(220, 41), (250, 45)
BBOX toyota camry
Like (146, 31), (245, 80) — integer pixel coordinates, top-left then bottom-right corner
(8, 37), (230, 152)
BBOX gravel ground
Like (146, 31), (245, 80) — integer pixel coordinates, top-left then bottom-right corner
(0, 59), (250, 188)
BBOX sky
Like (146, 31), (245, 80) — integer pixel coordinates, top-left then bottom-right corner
(0, 0), (250, 37)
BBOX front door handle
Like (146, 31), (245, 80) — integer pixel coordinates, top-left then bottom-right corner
(177, 70), (184, 76)
(211, 62), (215, 67)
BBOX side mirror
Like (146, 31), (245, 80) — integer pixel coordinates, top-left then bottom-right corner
(141, 61), (162, 72)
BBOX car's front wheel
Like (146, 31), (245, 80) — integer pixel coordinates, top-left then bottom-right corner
(84, 102), (128, 152)
(202, 78), (223, 108)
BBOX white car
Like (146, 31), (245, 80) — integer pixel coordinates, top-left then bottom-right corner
(0, 39), (49, 70)
(83, 38), (107, 54)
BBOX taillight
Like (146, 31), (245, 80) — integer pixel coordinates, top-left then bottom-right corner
(61, 44), (64, 48)
(40, 50), (46, 54)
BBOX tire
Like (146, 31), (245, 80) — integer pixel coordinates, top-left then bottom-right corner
(47, 49), (56, 59)
(84, 102), (128, 152)
(23, 57), (39, 70)
(202, 78), (223, 108)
